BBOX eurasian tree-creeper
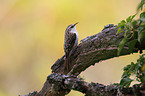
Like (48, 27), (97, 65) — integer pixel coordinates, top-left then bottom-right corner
(64, 22), (79, 73)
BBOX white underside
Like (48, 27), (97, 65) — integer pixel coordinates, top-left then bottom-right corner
(70, 26), (79, 55)
(71, 26), (79, 46)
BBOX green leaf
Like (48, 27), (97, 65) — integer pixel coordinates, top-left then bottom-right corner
(121, 71), (129, 78)
(138, 30), (145, 44)
(126, 16), (132, 23)
(131, 20), (137, 26)
(123, 64), (131, 71)
(123, 30), (131, 37)
(116, 20), (126, 28)
(118, 38), (129, 56)
(117, 28), (124, 34)
(128, 39), (138, 53)
(124, 78), (133, 87)
(121, 20), (126, 23)
(117, 24), (125, 28)
(132, 14), (137, 19)
(140, 12), (145, 18)
(127, 14), (137, 24)
(125, 14), (136, 23)
(120, 77), (133, 87)
(137, 0), (145, 11)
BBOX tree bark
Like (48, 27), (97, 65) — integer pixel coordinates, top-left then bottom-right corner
(22, 24), (145, 96)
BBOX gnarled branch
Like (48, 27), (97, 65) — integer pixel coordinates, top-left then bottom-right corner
(51, 24), (140, 75)
(23, 24), (145, 96)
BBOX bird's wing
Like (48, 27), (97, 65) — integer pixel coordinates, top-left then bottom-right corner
(65, 32), (76, 57)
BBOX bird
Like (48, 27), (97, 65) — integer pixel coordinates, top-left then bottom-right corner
(64, 22), (79, 73)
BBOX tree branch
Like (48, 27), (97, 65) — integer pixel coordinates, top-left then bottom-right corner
(23, 73), (145, 96)
(51, 24), (141, 75)
(22, 24), (145, 96)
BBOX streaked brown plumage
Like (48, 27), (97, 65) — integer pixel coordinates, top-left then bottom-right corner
(64, 22), (79, 73)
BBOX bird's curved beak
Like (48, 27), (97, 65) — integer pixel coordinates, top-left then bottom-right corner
(74, 22), (79, 26)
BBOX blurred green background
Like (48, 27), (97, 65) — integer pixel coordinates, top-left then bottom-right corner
(0, 0), (142, 96)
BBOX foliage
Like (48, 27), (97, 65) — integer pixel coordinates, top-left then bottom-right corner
(116, 1), (145, 90)
(137, 0), (145, 11)
(117, 1), (145, 55)
(119, 54), (145, 89)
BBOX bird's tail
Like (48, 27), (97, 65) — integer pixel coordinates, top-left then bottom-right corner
(64, 54), (70, 74)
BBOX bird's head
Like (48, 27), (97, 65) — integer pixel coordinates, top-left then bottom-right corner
(65, 22), (79, 33)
